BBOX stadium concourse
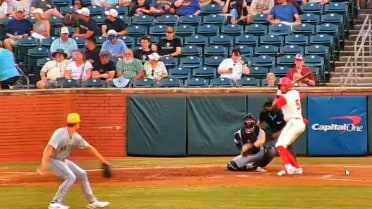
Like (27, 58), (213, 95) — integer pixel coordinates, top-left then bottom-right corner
(0, 0), (359, 88)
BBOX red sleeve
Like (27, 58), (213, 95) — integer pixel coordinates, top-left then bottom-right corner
(286, 68), (295, 80)
(275, 95), (287, 109)
(301, 67), (316, 83)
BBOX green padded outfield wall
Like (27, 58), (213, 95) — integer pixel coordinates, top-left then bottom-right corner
(369, 96), (372, 154)
(246, 95), (308, 156)
(187, 96), (246, 155)
(127, 96), (187, 156)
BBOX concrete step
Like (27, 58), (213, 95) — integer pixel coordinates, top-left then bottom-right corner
(330, 71), (372, 77)
(334, 66), (372, 72)
(343, 40), (372, 46)
(329, 76), (372, 84)
(340, 49), (372, 56)
(349, 34), (372, 41)
(325, 82), (372, 86)
(339, 55), (372, 62)
(334, 61), (372, 67)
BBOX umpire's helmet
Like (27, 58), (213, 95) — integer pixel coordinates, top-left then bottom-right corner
(243, 113), (256, 121)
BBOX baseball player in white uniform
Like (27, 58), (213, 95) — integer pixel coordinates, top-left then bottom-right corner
(272, 77), (307, 176)
(38, 113), (110, 209)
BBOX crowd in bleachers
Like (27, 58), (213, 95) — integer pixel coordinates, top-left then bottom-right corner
(0, 0), (357, 88)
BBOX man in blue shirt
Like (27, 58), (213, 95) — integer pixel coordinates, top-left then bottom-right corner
(0, 47), (21, 89)
(3, 9), (32, 53)
(100, 30), (128, 60)
(267, 0), (301, 26)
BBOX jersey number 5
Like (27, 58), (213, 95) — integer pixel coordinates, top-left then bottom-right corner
(295, 99), (301, 110)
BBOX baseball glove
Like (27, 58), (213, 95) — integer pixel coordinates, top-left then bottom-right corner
(241, 143), (254, 157)
(102, 163), (112, 179)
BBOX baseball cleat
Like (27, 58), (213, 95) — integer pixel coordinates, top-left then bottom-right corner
(256, 167), (267, 172)
(87, 200), (110, 208)
(292, 167), (303, 175)
(277, 170), (287, 176)
(48, 202), (69, 209)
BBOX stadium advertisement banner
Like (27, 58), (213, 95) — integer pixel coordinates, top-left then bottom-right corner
(307, 96), (367, 156)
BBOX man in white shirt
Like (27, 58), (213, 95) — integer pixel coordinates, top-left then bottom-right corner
(217, 48), (250, 81)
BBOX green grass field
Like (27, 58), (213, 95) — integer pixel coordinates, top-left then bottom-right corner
(0, 157), (371, 209)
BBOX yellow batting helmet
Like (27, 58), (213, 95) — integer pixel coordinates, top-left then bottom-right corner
(67, 113), (81, 123)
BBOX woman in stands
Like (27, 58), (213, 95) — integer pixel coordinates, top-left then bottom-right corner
(64, 50), (93, 83)
(31, 8), (50, 38)
(223, 0), (249, 25)
(247, 0), (274, 23)
(143, 52), (168, 82)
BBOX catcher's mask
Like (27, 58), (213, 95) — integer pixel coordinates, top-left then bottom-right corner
(243, 113), (256, 133)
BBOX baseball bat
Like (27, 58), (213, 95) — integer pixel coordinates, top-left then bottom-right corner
(291, 71), (312, 84)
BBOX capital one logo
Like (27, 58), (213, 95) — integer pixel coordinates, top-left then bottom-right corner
(311, 115), (364, 133)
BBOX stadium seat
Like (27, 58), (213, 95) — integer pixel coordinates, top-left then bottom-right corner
(271, 66), (290, 76)
(184, 35), (208, 46)
(175, 25), (196, 37)
(118, 15), (131, 25)
(202, 14), (226, 25)
(209, 35), (234, 46)
(181, 45), (202, 57)
(254, 45), (279, 56)
(221, 24), (243, 37)
(301, 13), (320, 25)
(15, 37), (38, 63)
(235, 34), (259, 47)
(251, 55), (275, 68)
(95, 36), (107, 49)
(304, 55), (324, 73)
(204, 45), (228, 57)
(234, 45), (254, 57)
(169, 67), (191, 80)
(108, 5), (128, 15)
(179, 15), (202, 26)
(61, 79), (80, 88)
(280, 44), (304, 55)
(245, 24), (268, 36)
(132, 15), (156, 26)
(236, 77), (260, 87)
(185, 77), (209, 87)
(126, 25), (148, 37)
(300, 3), (323, 14)
(197, 24), (219, 36)
(73, 37), (86, 49)
(268, 24), (291, 36)
(321, 13), (345, 41)
(52, 0), (70, 7)
(305, 44), (330, 76)
(209, 77), (234, 87)
(155, 15), (178, 25)
(87, 5), (104, 16)
(249, 66), (269, 79)
(92, 15), (105, 28)
(82, 79), (106, 87)
(259, 34), (284, 46)
(201, 4), (223, 15)
(158, 77), (183, 87)
(149, 25), (168, 37)
(276, 55), (296, 68)
(160, 56), (178, 69)
(251, 14), (268, 24)
(60, 5), (73, 15)
(120, 36), (135, 48)
(132, 78), (156, 87)
(284, 34), (309, 46)
(180, 56), (202, 69)
(292, 23), (316, 36)
(192, 66), (216, 79)
(203, 56), (224, 67)
(49, 17), (62, 36)
(315, 24), (339, 52)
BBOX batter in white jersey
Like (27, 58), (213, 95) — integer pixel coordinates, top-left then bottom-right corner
(38, 113), (110, 209)
(272, 77), (306, 176)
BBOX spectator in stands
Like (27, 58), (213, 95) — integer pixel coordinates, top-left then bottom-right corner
(114, 49), (145, 87)
(73, 0), (83, 9)
(223, 0), (248, 24)
(217, 48), (250, 81)
(144, 52), (168, 81)
(264, 72), (276, 87)
(153, 26), (182, 57)
(101, 9), (127, 37)
(100, 30), (128, 59)
(119, 0), (133, 7)
(286, 54), (316, 86)
(85, 37), (100, 65)
(31, 8), (50, 38)
(36, 49), (70, 89)
(302, 0), (329, 4)
(50, 26), (78, 58)
(8, 0), (31, 17)
(30, 0), (64, 18)
(247, 0), (274, 23)
(73, 7), (100, 39)
(266, 0), (301, 26)
(92, 51), (116, 82)
(0, 46), (21, 89)
(3, 8), (32, 53)
(134, 36), (154, 63)
(64, 50), (93, 82)
(171, 0), (201, 16)
(130, 0), (151, 16)
(199, 0), (224, 7)
(91, 0), (114, 8)
(149, 0), (174, 15)
(0, 0), (12, 18)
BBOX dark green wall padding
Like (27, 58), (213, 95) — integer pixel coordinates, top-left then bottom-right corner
(187, 96), (246, 155)
(127, 96), (187, 156)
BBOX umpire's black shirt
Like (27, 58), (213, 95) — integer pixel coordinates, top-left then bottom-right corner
(259, 110), (286, 133)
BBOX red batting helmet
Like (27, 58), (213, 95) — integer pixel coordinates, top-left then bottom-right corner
(278, 77), (292, 89)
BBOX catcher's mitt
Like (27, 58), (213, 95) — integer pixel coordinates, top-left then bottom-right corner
(102, 163), (112, 179)
(241, 143), (254, 157)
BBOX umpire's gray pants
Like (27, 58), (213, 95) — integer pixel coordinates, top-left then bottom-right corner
(233, 148), (265, 168)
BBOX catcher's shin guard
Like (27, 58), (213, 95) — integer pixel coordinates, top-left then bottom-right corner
(227, 161), (241, 171)
(256, 146), (276, 168)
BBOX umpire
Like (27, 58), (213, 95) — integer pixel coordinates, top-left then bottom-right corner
(258, 99), (296, 158)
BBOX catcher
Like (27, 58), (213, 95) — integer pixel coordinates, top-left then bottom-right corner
(226, 113), (276, 172)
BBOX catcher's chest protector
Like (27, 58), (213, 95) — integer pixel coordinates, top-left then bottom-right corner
(240, 126), (260, 154)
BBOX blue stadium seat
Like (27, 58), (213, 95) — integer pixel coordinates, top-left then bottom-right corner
(204, 45), (228, 57)
(284, 34), (309, 46)
(204, 55), (224, 67)
(276, 55), (295, 68)
(210, 77), (234, 87)
(155, 14), (179, 26)
(300, 3), (323, 14)
(158, 77), (183, 87)
(149, 25), (168, 37)
(133, 78), (156, 87)
(268, 24), (291, 36)
(221, 24), (243, 37)
(175, 25), (196, 37)
(160, 56), (178, 69)
(169, 67), (191, 80)
(197, 24), (219, 36)
(61, 79), (80, 88)
(120, 36), (135, 48)
(108, 5), (128, 15)
(202, 14), (226, 25)
(292, 23), (316, 36)
(259, 34), (284, 46)
(251, 55), (275, 68)
(181, 45), (202, 57)
(82, 79), (106, 88)
(132, 15), (156, 26)
(234, 45), (254, 57)
(179, 15), (202, 26)
(301, 13), (320, 25)
(192, 66), (216, 79)
(235, 34), (259, 47)
(251, 14), (268, 25)
(271, 66), (290, 76)
(280, 44), (304, 55)
(249, 66), (269, 79)
(185, 77), (209, 87)
(184, 35), (208, 46)
(209, 35), (234, 46)
(180, 56), (202, 69)
(245, 24), (268, 36)
(127, 25), (148, 37)
(201, 4), (223, 15)
(255, 45), (279, 56)
(87, 5), (104, 16)
(236, 77), (260, 87)
(73, 37), (86, 49)
(92, 15), (105, 28)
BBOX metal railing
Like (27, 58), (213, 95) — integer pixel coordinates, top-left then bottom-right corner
(340, 14), (372, 86)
